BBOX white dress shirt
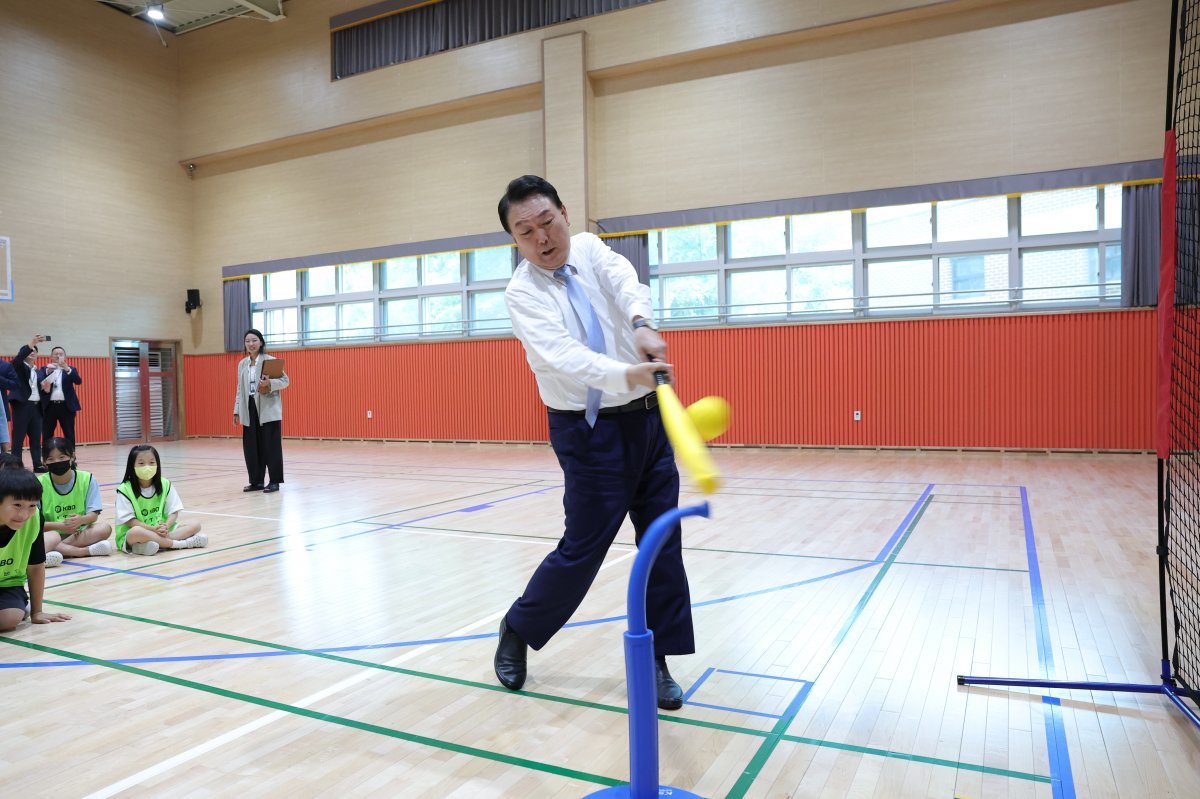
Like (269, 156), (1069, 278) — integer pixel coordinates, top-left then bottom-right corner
(505, 232), (654, 411)
(245, 358), (260, 398)
(44, 367), (65, 401)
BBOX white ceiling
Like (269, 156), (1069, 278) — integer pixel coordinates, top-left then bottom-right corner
(97, 0), (285, 35)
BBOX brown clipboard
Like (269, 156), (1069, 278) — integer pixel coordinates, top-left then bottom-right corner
(260, 358), (285, 379)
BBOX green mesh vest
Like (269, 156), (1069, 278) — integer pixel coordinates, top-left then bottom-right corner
(0, 510), (42, 588)
(115, 478), (172, 551)
(38, 469), (94, 529)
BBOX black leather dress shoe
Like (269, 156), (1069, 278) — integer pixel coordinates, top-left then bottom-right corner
(655, 656), (683, 710)
(263, 483), (280, 493)
(494, 617), (527, 690)
(243, 484), (264, 492)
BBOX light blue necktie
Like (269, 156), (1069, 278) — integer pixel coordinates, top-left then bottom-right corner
(556, 264), (606, 426)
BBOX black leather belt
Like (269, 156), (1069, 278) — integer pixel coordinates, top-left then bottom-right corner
(549, 392), (658, 416)
(49, 400), (66, 404)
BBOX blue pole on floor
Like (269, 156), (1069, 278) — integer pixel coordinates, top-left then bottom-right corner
(585, 502), (709, 799)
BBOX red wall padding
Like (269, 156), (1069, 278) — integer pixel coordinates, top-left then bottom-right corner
(177, 310), (1154, 450)
(17, 356), (113, 445)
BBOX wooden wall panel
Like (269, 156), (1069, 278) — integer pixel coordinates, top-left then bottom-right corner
(0, 2), (191, 358)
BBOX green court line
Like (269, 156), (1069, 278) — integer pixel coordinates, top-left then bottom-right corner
(33, 598), (1052, 786)
(726, 701), (802, 799)
(775, 734), (1053, 784)
(0, 636), (622, 790)
(42, 597), (744, 729)
(724, 492), (933, 799)
(46, 481), (546, 590)
(48, 482), (1022, 592)
(892, 559), (1027, 573)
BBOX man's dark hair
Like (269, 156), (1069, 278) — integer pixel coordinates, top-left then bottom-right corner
(51, 346), (65, 356)
(498, 175), (563, 234)
(0, 466), (41, 503)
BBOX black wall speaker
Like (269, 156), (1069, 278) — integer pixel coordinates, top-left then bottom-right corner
(185, 288), (202, 313)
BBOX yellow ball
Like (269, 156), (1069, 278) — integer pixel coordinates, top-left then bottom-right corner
(686, 396), (730, 441)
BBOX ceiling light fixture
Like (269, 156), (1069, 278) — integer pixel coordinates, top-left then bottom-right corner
(146, 4), (165, 21)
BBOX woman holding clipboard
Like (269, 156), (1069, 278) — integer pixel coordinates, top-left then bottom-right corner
(233, 328), (289, 493)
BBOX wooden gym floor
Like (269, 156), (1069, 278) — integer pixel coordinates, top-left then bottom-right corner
(1, 439), (1196, 798)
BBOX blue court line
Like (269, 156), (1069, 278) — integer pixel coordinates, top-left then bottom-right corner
(712, 668), (809, 683)
(51, 484), (564, 583)
(44, 567), (92, 581)
(46, 559), (172, 580)
(4, 558), (880, 669)
(690, 563), (879, 609)
(1020, 486), (1077, 799)
(684, 700), (784, 720)
(172, 550), (293, 578)
(681, 667), (716, 701)
(1022, 486), (1054, 676)
(679, 667), (813, 719)
(0, 631), (503, 669)
(140, 451), (1020, 489)
(1043, 696), (1078, 799)
(873, 484), (933, 561)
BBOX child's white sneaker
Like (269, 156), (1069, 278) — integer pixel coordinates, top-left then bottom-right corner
(131, 541), (160, 556)
(44, 551), (63, 568)
(88, 540), (113, 557)
(182, 533), (208, 549)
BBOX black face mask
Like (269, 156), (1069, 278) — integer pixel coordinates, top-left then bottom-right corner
(46, 461), (73, 477)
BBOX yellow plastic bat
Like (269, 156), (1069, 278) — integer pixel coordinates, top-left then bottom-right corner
(655, 377), (728, 495)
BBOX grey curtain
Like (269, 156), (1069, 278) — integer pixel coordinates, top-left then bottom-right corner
(333, 0), (657, 79)
(223, 279), (251, 353)
(1121, 184), (1161, 308)
(606, 233), (650, 285)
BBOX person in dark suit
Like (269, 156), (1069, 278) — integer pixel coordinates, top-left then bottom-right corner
(491, 176), (693, 710)
(0, 359), (18, 455)
(39, 346), (82, 450)
(10, 335), (47, 472)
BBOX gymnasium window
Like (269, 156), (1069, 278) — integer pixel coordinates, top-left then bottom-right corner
(643, 183), (1122, 324)
(1021, 188), (1097, 235)
(382, 257), (419, 289)
(650, 225), (718, 266)
(937, 197), (1008, 242)
(866, 203), (932, 247)
(248, 246), (518, 345)
(939, 253), (1008, 304)
(866, 259), (934, 310)
(790, 211), (852, 253)
(728, 268), (788, 318)
(243, 184), (1126, 345)
(470, 290), (511, 333)
(728, 218), (786, 260)
(650, 273), (720, 321)
(790, 263), (854, 313)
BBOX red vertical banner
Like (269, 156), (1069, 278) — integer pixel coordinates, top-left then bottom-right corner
(1158, 129), (1178, 459)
